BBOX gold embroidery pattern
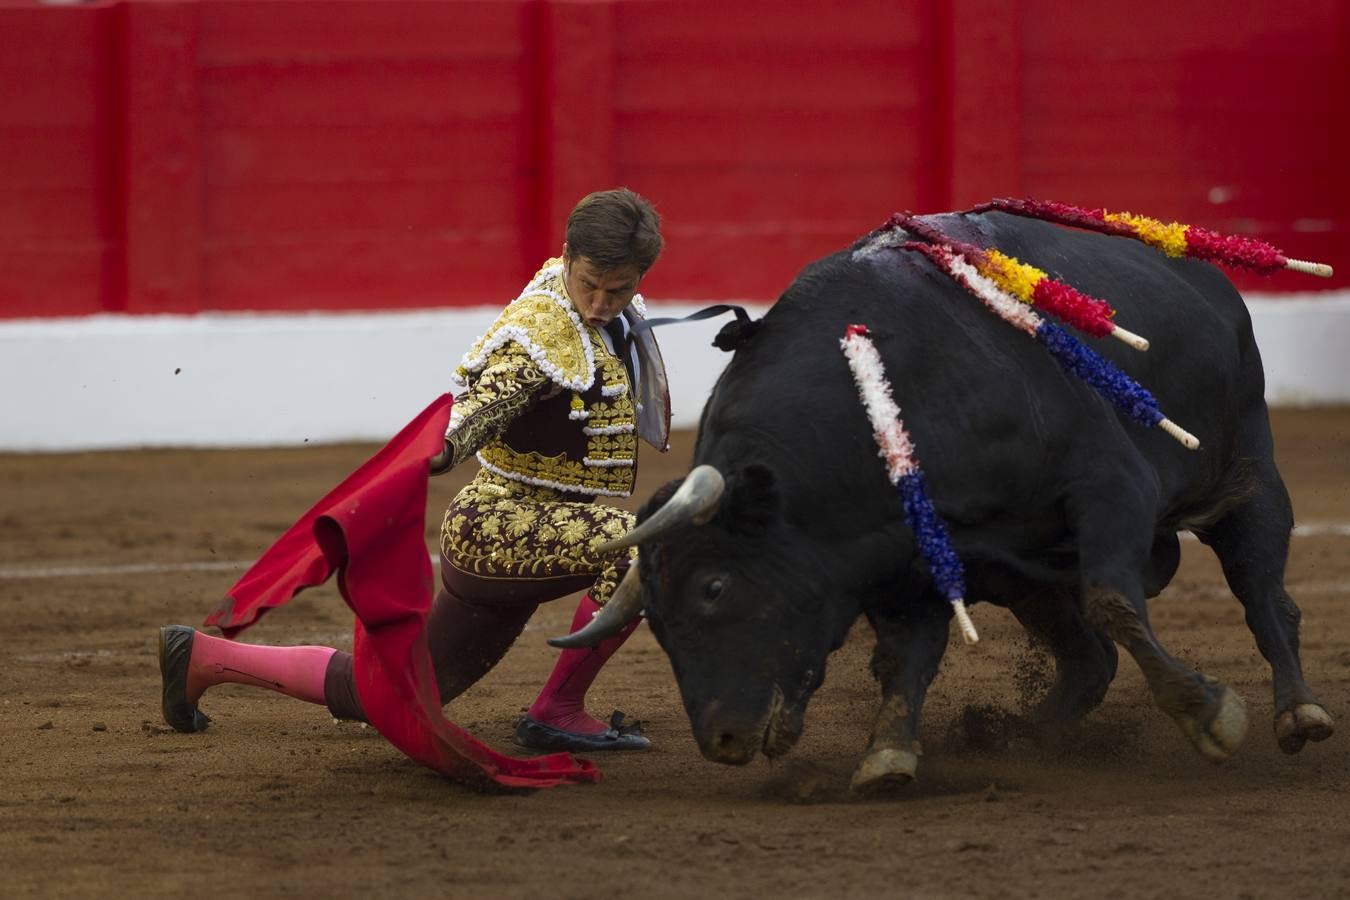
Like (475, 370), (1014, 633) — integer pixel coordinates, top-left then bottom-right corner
(476, 338), (638, 496)
(440, 471), (637, 605)
(455, 259), (596, 392)
(580, 345), (639, 468)
(446, 343), (550, 468)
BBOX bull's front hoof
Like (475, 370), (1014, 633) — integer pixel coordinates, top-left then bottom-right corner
(1173, 685), (1248, 762)
(1275, 703), (1334, 754)
(849, 747), (918, 794)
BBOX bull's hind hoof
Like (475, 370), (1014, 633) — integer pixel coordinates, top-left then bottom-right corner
(1174, 684), (1247, 762)
(849, 747), (918, 794)
(1275, 704), (1334, 754)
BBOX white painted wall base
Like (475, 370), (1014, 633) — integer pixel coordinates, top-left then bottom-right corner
(2, 293), (1347, 451)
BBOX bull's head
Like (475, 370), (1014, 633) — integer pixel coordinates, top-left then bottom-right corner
(552, 464), (851, 766)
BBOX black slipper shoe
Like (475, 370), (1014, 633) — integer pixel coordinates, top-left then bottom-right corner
(513, 710), (650, 752)
(159, 625), (210, 733)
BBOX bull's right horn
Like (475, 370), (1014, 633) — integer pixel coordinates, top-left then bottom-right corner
(595, 464), (726, 553)
(548, 564), (643, 649)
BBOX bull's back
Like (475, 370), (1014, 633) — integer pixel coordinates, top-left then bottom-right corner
(698, 212), (1257, 563)
(967, 212), (1257, 516)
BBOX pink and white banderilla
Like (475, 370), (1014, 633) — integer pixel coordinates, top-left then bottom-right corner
(840, 324), (979, 645)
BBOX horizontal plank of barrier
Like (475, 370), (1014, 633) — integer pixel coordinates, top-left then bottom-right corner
(0, 0), (1345, 320)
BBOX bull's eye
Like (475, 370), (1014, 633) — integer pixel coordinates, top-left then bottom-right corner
(704, 577), (725, 600)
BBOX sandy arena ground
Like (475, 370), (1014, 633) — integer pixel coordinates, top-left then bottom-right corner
(2, 409), (1349, 898)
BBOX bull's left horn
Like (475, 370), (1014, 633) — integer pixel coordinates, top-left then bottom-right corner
(548, 564), (644, 649)
(595, 465), (726, 553)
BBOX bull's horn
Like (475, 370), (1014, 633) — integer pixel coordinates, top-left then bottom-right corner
(595, 465), (726, 553)
(548, 564), (643, 649)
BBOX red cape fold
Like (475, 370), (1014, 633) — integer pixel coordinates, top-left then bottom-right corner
(203, 393), (599, 790)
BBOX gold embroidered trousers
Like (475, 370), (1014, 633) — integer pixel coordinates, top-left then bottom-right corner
(439, 468), (637, 606)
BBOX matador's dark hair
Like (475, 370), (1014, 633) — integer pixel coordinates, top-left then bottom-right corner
(565, 188), (663, 274)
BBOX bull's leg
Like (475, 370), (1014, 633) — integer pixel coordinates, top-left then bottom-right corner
(1007, 588), (1118, 726)
(1199, 458), (1333, 753)
(1075, 489), (1248, 762)
(850, 597), (950, 793)
(1082, 581), (1248, 761)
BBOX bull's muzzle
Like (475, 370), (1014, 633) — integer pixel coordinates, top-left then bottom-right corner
(695, 686), (799, 766)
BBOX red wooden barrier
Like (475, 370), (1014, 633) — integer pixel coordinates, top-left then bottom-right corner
(0, 3), (120, 317)
(0, 0), (1345, 319)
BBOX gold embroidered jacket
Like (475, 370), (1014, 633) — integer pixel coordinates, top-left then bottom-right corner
(444, 259), (671, 498)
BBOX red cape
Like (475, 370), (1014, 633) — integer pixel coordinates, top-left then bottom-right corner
(205, 394), (599, 790)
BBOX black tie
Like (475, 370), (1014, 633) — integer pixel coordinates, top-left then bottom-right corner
(604, 319), (636, 388)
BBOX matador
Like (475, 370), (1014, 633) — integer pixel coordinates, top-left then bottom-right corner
(159, 189), (668, 752)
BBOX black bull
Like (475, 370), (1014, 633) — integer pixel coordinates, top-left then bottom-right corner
(568, 210), (1335, 791)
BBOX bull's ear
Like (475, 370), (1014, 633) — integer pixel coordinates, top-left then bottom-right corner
(637, 477), (685, 525)
(726, 464), (778, 536)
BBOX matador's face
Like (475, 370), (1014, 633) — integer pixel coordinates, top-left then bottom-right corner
(562, 248), (642, 329)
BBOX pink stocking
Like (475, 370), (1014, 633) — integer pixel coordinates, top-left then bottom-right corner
(185, 631), (335, 707)
(526, 594), (641, 734)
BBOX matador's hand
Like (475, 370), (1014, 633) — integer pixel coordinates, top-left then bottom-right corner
(428, 441), (453, 476)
